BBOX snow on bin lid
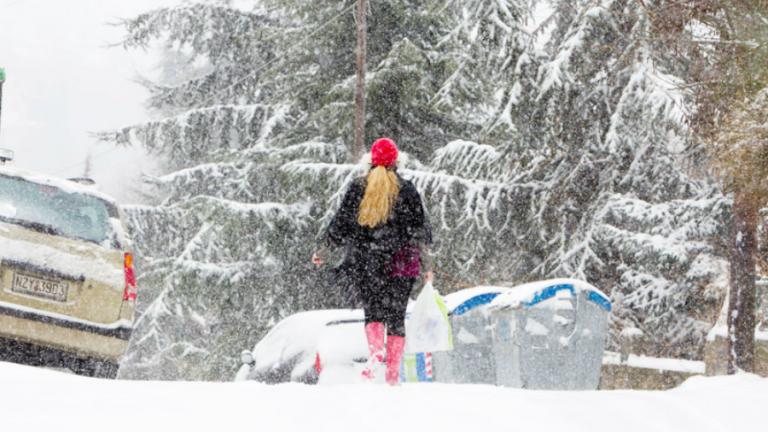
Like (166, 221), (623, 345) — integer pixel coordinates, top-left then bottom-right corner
(444, 286), (512, 316)
(489, 278), (611, 312)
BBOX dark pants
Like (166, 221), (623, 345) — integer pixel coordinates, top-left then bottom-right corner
(343, 248), (416, 337)
(360, 276), (415, 337)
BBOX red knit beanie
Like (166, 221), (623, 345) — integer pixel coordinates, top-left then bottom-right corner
(370, 137), (398, 167)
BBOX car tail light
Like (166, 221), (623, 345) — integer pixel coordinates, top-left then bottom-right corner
(314, 352), (322, 375)
(123, 252), (137, 301)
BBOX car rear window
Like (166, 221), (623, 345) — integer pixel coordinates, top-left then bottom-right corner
(0, 174), (116, 245)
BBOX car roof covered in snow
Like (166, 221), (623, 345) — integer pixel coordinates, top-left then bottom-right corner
(250, 309), (364, 372)
(0, 165), (117, 206)
(489, 278), (611, 312)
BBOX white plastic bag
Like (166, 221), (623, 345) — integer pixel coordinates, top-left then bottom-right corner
(405, 282), (453, 353)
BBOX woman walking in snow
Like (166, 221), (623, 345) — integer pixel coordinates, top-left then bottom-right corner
(312, 137), (433, 385)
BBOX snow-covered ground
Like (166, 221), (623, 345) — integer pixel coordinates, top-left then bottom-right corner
(2, 361), (766, 432)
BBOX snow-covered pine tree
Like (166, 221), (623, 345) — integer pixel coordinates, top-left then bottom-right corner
(105, 2), (348, 380)
(108, 0), (532, 380)
(672, 1), (768, 372)
(415, 0), (730, 358)
(110, 0), (731, 380)
(521, 1), (730, 357)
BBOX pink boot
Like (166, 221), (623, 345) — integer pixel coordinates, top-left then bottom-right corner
(385, 335), (405, 386)
(361, 322), (385, 380)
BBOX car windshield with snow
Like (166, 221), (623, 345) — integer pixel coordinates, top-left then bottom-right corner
(0, 173), (115, 245)
(0, 166), (137, 378)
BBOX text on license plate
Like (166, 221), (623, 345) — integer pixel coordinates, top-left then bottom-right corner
(11, 272), (69, 302)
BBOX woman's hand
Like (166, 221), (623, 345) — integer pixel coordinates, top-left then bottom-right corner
(424, 271), (434, 283)
(311, 252), (324, 267)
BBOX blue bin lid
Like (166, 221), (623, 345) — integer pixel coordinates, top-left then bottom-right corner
(452, 292), (503, 316)
(490, 279), (611, 312)
(444, 287), (511, 316)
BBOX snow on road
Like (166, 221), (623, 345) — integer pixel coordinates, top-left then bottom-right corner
(1, 361), (765, 432)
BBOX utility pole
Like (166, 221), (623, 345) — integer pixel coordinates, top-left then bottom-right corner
(0, 67), (11, 164)
(83, 152), (93, 179)
(353, 0), (367, 161)
(0, 67), (5, 139)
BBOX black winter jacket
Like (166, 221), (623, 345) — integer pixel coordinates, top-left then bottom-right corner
(323, 173), (432, 277)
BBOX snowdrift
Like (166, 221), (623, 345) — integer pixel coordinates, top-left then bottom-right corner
(1, 361), (766, 432)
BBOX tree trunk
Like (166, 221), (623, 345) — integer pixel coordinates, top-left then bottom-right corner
(353, 0), (367, 161)
(727, 187), (758, 373)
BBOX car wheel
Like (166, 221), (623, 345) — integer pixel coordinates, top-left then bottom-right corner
(77, 357), (119, 379)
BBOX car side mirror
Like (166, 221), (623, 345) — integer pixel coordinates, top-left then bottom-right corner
(241, 350), (255, 366)
(110, 231), (123, 250)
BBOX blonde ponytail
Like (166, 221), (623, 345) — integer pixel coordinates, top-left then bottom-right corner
(357, 166), (400, 228)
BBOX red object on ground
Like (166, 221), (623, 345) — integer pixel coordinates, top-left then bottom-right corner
(314, 352), (323, 375)
(370, 137), (398, 167)
(385, 335), (405, 385)
(362, 322), (385, 380)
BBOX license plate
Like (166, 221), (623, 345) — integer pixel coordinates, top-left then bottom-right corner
(11, 271), (69, 303)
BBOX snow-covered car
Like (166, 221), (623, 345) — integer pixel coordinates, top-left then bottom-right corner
(0, 164), (136, 378)
(235, 288), (508, 385)
(235, 309), (368, 384)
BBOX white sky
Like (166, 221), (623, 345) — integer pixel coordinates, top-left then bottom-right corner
(0, 0), (551, 205)
(0, 0), (180, 203)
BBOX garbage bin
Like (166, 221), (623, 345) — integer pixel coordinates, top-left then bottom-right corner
(431, 287), (510, 384)
(488, 278), (611, 390)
